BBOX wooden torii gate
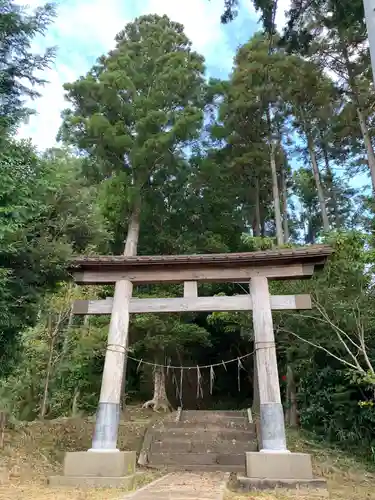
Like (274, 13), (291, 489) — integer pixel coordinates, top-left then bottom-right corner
(69, 245), (332, 456)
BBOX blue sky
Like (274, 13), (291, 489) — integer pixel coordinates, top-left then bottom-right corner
(16, 0), (291, 150)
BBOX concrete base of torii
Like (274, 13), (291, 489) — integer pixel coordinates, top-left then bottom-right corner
(236, 451), (327, 492)
(48, 450), (137, 488)
(246, 451), (313, 479)
(225, 451), (327, 492)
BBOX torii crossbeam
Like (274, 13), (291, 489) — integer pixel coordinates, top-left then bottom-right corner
(68, 245), (333, 455)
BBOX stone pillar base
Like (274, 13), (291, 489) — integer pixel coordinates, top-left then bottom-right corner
(48, 474), (137, 488)
(235, 476), (328, 493)
(49, 451), (136, 488)
(246, 451), (313, 480)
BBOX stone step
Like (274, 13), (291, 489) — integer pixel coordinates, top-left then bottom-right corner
(147, 462), (245, 473)
(182, 410), (246, 415)
(162, 421), (252, 430)
(139, 410), (258, 474)
(180, 410), (247, 424)
(181, 417), (248, 425)
(180, 410), (246, 419)
(151, 439), (257, 454)
(148, 452), (245, 467)
(151, 428), (257, 442)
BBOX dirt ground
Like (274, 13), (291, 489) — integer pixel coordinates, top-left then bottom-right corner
(1, 409), (374, 499)
(0, 406), (158, 499)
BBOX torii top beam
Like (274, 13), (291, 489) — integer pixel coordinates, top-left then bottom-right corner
(69, 245), (333, 285)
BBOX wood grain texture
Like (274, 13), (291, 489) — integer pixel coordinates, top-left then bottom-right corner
(250, 277), (282, 405)
(99, 280), (133, 405)
(184, 281), (198, 297)
(72, 294), (312, 315)
(73, 263), (314, 284)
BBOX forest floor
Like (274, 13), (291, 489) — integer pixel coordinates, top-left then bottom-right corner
(0, 407), (374, 499)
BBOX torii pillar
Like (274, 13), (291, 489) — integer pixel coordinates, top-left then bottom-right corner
(90, 279), (132, 451)
(251, 276), (287, 452)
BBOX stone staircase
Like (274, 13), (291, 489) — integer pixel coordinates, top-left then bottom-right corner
(138, 409), (258, 474)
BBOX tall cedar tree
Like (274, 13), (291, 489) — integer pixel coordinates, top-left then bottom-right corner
(60, 14), (206, 409)
(214, 34), (292, 243)
(60, 14), (206, 258)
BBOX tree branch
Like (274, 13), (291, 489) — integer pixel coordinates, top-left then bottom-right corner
(312, 300), (364, 364)
(355, 303), (375, 374)
(277, 327), (366, 374)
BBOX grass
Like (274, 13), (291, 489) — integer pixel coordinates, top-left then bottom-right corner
(0, 406), (160, 499)
(226, 429), (375, 500)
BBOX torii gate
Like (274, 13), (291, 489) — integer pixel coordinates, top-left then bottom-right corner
(69, 245), (332, 450)
(61, 245), (332, 486)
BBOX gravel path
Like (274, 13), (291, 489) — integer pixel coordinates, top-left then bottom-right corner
(123, 472), (227, 500)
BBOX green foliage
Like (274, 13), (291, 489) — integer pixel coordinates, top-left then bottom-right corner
(132, 314), (211, 359)
(0, 144), (109, 374)
(208, 33), (289, 239)
(130, 287), (211, 363)
(298, 365), (375, 452)
(0, 284), (107, 418)
(220, 0), (240, 23)
(278, 232), (375, 457)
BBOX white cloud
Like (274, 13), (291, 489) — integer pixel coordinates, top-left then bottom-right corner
(52, 0), (126, 50)
(19, 63), (76, 150)
(275, 0), (291, 32)
(140, 0), (232, 69)
(16, 0), (129, 150)
(18, 0), (125, 47)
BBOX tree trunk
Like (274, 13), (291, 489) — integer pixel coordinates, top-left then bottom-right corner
(340, 37), (375, 192)
(307, 134), (330, 233)
(307, 211), (315, 244)
(0, 411), (7, 449)
(280, 165), (289, 243)
(142, 363), (172, 412)
(285, 364), (298, 428)
(270, 142), (283, 245)
(40, 315), (55, 419)
(254, 177), (261, 237)
(62, 306), (73, 355)
(261, 216), (266, 237)
(71, 389), (80, 417)
(357, 108), (375, 192)
(321, 138), (341, 228)
(123, 197), (141, 257)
